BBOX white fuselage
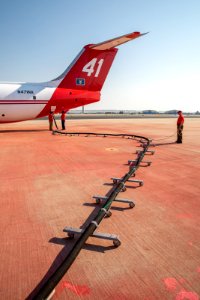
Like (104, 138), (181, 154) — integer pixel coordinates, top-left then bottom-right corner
(0, 82), (55, 123)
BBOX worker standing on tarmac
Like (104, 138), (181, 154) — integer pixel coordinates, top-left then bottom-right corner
(48, 111), (54, 131)
(176, 110), (184, 143)
(61, 110), (66, 130)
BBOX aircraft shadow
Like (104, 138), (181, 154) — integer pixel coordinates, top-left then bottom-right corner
(0, 129), (49, 133)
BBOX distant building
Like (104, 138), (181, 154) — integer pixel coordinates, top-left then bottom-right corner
(142, 110), (159, 114)
(164, 110), (177, 115)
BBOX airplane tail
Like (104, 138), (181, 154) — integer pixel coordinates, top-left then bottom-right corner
(51, 32), (147, 91)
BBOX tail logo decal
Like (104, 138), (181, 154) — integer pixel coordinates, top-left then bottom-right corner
(76, 78), (85, 86)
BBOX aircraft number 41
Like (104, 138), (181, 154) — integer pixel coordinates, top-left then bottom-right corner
(82, 58), (104, 77)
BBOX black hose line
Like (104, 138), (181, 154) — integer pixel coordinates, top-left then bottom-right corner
(32, 131), (150, 300)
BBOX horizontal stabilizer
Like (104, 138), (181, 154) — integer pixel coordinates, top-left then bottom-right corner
(90, 31), (148, 50)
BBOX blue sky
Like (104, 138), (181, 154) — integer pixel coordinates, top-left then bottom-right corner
(0, 0), (199, 112)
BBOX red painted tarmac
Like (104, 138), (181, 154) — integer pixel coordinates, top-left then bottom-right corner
(0, 118), (200, 300)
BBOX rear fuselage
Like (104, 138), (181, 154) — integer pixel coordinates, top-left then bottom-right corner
(0, 82), (100, 123)
(0, 31), (145, 123)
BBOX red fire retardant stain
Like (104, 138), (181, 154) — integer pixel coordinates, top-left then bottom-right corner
(55, 281), (90, 298)
(164, 277), (199, 300)
(175, 289), (199, 300)
(62, 281), (90, 296)
(164, 278), (179, 291)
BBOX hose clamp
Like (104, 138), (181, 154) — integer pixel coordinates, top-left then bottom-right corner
(91, 221), (99, 228)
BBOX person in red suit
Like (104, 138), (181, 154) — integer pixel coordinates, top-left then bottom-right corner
(61, 110), (66, 130)
(176, 110), (184, 143)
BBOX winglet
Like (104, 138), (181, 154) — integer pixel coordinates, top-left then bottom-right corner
(90, 31), (148, 50)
